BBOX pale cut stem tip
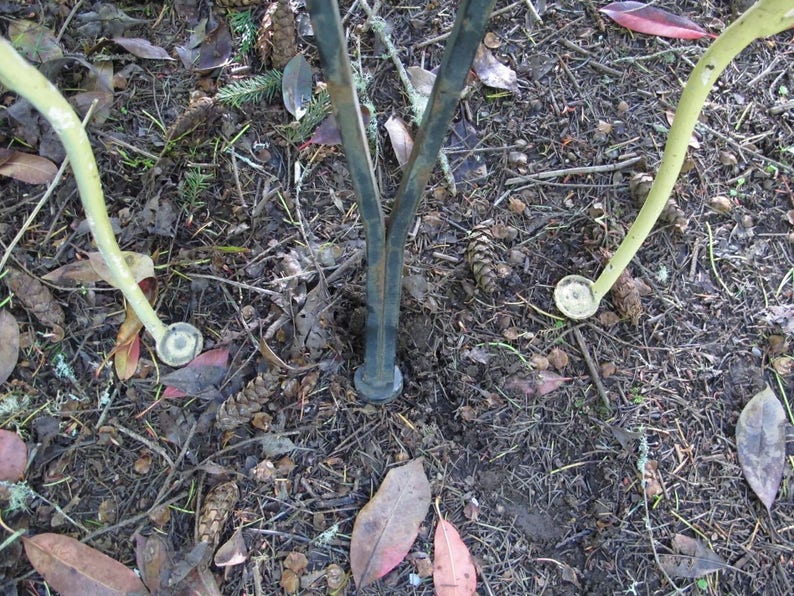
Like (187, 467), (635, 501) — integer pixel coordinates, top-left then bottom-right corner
(554, 275), (599, 320)
(156, 323), (204, 367)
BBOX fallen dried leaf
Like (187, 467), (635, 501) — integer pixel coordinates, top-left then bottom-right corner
(350, 458), (431, 588)
(8, 19), (63, 62)
(135, 532), (172, 594)
(659, 534), (728, 578)
(472, 44), (517, 92)
(161, 347), (230, 398)
(0, 148), (58, 185)
(282, 53), (312, 120)
(505, 370), (571, 398)
(434, 517), (477, 596)
(384, 114), (414, 168)
(599, 2), (715, 40)
(23, 533), (147, 595)
(214, 528), (248, 567)
(325, 563), (347, 591)
(0, 310), (20, 385)
(113, 36), (173, 60)
(0, 429), (27, 482)
(736, 385), (786, 512)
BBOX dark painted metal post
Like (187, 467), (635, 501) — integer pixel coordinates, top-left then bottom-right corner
(307, 0), (495, 403)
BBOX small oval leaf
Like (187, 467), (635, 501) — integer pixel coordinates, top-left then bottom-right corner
(282, 54), (313, 120)
(736, 385), (786, 512)
(434, 517), (477, 596)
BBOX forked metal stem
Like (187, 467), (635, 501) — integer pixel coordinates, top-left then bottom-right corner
(307, 0), (494, 403)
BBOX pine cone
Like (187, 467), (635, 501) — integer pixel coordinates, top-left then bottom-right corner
(216, 371), (278, 431)
(4, 268), (65, 336)
(197, 481), (239, 546)
(257, 0), (297, 69)
(165, 94), (219, 143)
(466, 222), (498, 294)
(610, 269), (642, 325)
(630, 172), (687, 232)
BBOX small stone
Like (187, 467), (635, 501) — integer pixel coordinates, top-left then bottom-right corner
(708, 195), (733, 213)
(530, 354), (549, 370)
(600, 362), (618, 378)
(508, 196), (527, 214)
(483, 31), (501, 49)
(718, 151), (738, 167)
(547, 347), (569, 371)
(508, 151), (529, 166)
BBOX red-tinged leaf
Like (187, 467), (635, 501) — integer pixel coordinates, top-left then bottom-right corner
(599, 2), (716, 40)
(0, 148), (57, 185)
(102, 278), (156, 380)
(114, 334), (141, 381)
(161, 346), (230, 397)
(282, 54), (313, 120)
(658, 534), (729, 578)
(0, 429), (27, 482)
(384, 115), (414, 168)
(434, 518), (477, 596)
(350, 458), (431, 588)
(736, 385), (786, 512)
(23, 533), (147, 595)
(113, 36), (174, 60)
(0, 309), (20, 385)
(299, 107), (371, 150)
(472, 44), (518, 93)
(505, 370), (571, 398)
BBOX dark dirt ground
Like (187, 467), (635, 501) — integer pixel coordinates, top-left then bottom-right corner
(1, 0), (794, 594)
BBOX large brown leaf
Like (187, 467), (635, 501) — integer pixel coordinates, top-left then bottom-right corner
(736, 385), (787, 512)
(23, 533), (147, 595)
(434, 517), (477, 596)
(0, 148), (58, 185)
(658, 534), (728, 578)
(0, 309), (20, 384)
(350, 458), (431, 588)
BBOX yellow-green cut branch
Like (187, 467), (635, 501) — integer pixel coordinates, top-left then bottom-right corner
(0, 37), (202, 366)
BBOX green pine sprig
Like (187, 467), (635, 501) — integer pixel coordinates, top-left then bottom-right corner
(216, 70), (283, 107)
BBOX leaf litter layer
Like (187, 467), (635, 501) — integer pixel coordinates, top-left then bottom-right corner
(1, 0), (794, 594)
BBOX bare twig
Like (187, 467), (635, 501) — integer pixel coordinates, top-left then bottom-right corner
(116, 424), (176, 469)
(572, 326), (610, 412)
(495, 156), (643, 205)
(523, 0), (543, 24)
